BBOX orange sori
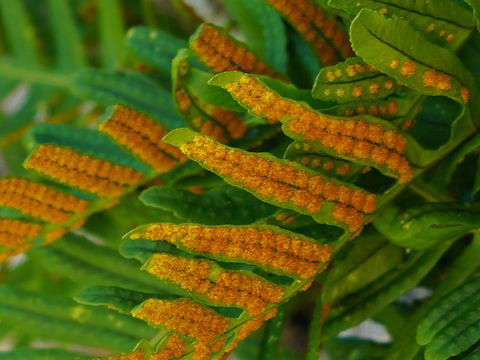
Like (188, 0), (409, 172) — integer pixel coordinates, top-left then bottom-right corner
(99, 105), (187, 172)
(179, 135), (376, 231)
(24, 145), (143, 198)
(131, 224), (331, 279)
(223, 75), (412, 183)
(146, 253), (284, 316)
(263, 0), (353, 65)
(190, 23), (281, 78)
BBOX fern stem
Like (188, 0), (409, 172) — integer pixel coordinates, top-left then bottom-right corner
(257, 303), (288, 360)
(0, 61), (70, 88)
(408, 179), (454, 202)
(306, 289), (327, 360)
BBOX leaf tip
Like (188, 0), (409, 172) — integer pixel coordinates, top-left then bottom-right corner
(162, 128), (197, 148)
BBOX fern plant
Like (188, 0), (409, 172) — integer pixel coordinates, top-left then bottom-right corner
(0, 0), (480, 359)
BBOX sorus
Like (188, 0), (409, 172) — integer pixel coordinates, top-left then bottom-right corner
(0, 219), (42, 248)
(145, 253), (284, 315)
(24, 144), (143, 198)
(131, 224), (330, 279)
(190, 23), (281, 78)
(178, 135), (378, 229)
(151, 334), (188, 360)
(0, 178), (88, 223)
(99, 105), (187, 172)
(263, 0), (353, 64)
(132, 299), (230, 345)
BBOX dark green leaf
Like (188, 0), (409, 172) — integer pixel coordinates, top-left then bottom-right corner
(75, 286), (176, 314)
(0, 285), (154, 351)
(33, 234), (180, 294)
(330, 0), (475, 50)
(72, 68), (184, 129)
(26, 123), (152, 173)
(374, 202), (480, 249)
(125, 26), (187, 74)
(221, 0), (287, 73)
(323, 230), (404, 303)
(419, 276), (480, 360)
(322, 241), (451, 339)
(139, 186), (277, 225)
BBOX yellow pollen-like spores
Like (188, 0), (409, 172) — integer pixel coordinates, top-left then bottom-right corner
(0, 219), (42, 248)
(106, 349), (145, 360)
(368, 105), (378, 116)
(175, 89), (191, 112)
(379, 105), (388, 116)
(323, 161), (334, 171)
(132, 224), (331, 279)
(436, 75), (451, 90)
(0, 233), (29, 249)
(401, 60), (416, 77)
(146, 254), (212, 294)
(379, 8), (388, 14)
(364, 124), (384, 143)
(346, 65), (356, 77)
(352, 141), (373, 159)
(192, 116), (202, 129)
(151, 334), (188, 360)
(446, 34), (455, 42)
(388, 101), (398, 115)
(224, 77), (286, 124)
(24, 144), (143, 198)
(336, 88), (345, 96)
(300, 157), (310, 166)
(461, 87), (470, 103)
(369, 82), (380, 94)
(389, 59), (399, 69)
(132, 299), (230, 345)
(180, 134), (379, 224)
(422, 69), (452, 91)
(439, 29), (447, 37)
(0, 178), (89, 224)
(332, 204), (364, 231)
(357, 106), (366, 114)
(208, 272), (284, 315)
(0, 178), (89, 213)
(100, 105), (187, 173)
(291, 189), (323, 213)
(146, 250), (284, 315)
(211, 108), (247, 140)
(336, 164), (350, 176)
(362, 194), (377, 213)
(355, 64), (366, 73)
(0, 244), (32, 264)
(191, 24), (281, 78)
(287, 114), (412, 183)
(384, 80), (394, 90)
(45, 218), (86, 245)
(326, 71), (336, 81)
(199, 121), (228, 144)
(264, 0), (353, 64)
(274, 211), (289, 222)
(352, 86), (363, 97)
(427, 24), (435, 32)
